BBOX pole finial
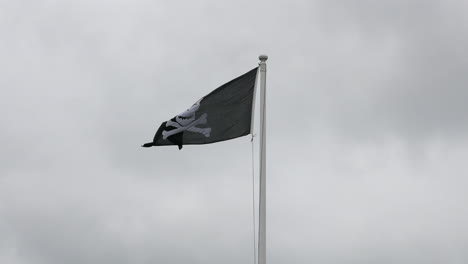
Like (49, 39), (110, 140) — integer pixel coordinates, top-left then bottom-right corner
(259, 54), (268, 62)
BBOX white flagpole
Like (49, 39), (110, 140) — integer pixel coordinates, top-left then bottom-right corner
(258, 54), (268, 264)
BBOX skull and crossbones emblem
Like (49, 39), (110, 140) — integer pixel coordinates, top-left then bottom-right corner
(161, 99), (211, 140)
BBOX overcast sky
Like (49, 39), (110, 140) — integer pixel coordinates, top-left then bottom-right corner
(1, 0), (468, 263)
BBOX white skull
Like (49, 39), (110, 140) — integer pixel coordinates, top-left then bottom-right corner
(175, 100), (201, 127)
(161, 98), (211, 140)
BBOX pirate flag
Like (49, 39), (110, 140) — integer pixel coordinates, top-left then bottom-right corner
(142, 67), (258, 149)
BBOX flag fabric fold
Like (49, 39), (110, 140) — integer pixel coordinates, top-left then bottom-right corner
(142, 67), (258, 149)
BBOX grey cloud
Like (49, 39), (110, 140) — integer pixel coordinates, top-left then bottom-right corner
(311, 0), (468, 141)
(1, 0), (468, 264)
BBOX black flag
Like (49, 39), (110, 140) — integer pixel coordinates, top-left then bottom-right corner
(142, 67), (258, 149)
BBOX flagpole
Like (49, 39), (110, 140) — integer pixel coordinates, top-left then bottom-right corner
(258, 54), (268, 264)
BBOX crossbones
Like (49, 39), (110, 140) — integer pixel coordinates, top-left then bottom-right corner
(162, 99), (211, 139)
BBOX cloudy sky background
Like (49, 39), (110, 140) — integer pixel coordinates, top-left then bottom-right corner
(1, 0), (468, 263)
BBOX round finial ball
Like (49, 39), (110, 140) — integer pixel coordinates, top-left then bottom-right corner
(259, 54), (268, 61)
